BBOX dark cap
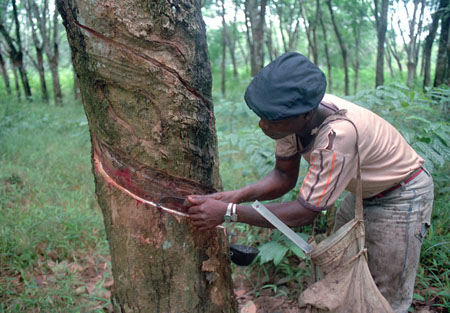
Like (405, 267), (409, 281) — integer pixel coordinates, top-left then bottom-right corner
(244, 52), (327, 121)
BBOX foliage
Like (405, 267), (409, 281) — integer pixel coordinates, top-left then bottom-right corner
(0, 96), (111, 312)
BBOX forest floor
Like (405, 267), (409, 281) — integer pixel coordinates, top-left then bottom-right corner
(3, 246), (443, 312)
(5, 250), (442, 312)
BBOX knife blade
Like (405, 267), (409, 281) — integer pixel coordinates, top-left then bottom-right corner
(156, 196), (190, 213)
(252, 200), (312, 254)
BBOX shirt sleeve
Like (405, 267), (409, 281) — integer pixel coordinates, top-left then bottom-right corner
(297, 121), (358, 211)
(275, 134), (299, 160)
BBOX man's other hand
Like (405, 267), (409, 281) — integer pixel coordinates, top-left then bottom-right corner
(204, 190), (244, 203)
(187, 195), (228, 231)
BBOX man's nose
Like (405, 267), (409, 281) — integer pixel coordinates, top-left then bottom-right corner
(259, 119), (267, 130)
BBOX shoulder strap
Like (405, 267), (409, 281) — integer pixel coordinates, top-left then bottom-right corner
(316, 110), (363, 220)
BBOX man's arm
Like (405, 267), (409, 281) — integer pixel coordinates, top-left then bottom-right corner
(187, 197), (318, 231)
(205, 154), (301, 204)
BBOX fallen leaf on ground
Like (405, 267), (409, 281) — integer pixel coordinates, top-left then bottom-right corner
(241, 300), (257, 313)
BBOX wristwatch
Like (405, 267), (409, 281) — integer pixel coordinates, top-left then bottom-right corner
(231, 203), (238, 222)
(224, 203), (233, 222)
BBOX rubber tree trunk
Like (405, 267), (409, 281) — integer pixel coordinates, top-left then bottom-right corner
(434, 5), (450, 86)
(25, 0), (49, 102)
(245, 0), (266, 76)
(34, 46), (49, 102)
(57, 1), (236, 312)
(319, 9), (333, 93)
(0, 53), (11, 95)
(374, 0), (389, 88)
(327, 0), (349, 95)
(12, 65), (20, 99)
(423, 0), (447, 89)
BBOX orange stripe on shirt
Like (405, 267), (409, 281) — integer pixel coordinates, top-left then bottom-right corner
(316, 152), (337, 206)
(300, 155), (315, 195)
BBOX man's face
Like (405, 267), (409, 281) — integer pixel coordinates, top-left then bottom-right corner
(258, 115), (307, 139)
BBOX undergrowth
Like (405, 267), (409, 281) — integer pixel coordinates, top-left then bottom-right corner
(0, 96), (111, 312)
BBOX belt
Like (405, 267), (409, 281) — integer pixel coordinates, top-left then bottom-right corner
(367, 167), (423, 200)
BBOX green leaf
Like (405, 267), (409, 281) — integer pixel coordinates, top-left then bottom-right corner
(258, 241), (289, 266)
(413, 293), (425, 301)
(405, 116), (432, 126)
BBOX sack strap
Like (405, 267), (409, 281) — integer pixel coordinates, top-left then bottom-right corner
(316, 110), (363, 220)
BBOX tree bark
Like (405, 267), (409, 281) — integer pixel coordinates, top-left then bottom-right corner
(25, 0), (49, 103)
(0, 0), (32, 99)
(266, 21), (275, 62)
(31, 0), (63, 105)
(398, 0), (425, 87)
(220, 0), (227, 96)
(352, 10), (363, 93)
(319, 6), (332, 93)
(245, 0), (266, 76)
(374, 0), (389, 87)
(57, 0), (235, 312)
(327, 0), (349, 95)
(226, 4), (239, 78)
(385, 44), (394, 78)
(300, 0), (319, 64)
(73, 68), (81, 100)
(434, 2), (450, 86)
(0, 51), (11, 95)
(12, 64), (20, 99)
(49, 5), (63, 105)
(423, 0), (447, 88)
(387, 35), (404, 77)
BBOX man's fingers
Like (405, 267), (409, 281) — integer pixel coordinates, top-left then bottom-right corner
(187, 195), (208, 205)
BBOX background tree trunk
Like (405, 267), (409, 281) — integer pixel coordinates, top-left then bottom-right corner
(0, 51), (11, 95)
(300, 0), (319, 64)
(245, 0), (266, 76)
(374, 0), (389, 87)
(220, 0), (227, 96)
(423, 0), (447, 88)
(57, 0), (236, 312)
(48, 5), (63, 105)
(319, 7), (333, 93)
(0, 0), (32, 99)
(25, 0), (49, 103)
(434, 3), (450, 86)
(387, 34), (404, 77)
(12, 64), (20, 99)
(327, 0), (349, 95)
(226, 4), (239, 78)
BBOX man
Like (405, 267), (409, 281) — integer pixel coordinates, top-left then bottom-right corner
(187, 52), (434, 313)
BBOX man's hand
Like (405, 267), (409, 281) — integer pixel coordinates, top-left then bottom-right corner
(199, 190), (243, 204)
(187, 195), (228, 231)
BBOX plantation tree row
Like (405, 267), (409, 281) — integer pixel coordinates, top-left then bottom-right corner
(0, 0), (63, 104)
(207, 0), (449, 95)
(0, 0), (448, 103)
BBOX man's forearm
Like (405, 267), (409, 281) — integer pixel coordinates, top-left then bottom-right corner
(235, 200), (318, 228)
(234, 169), (298, 203)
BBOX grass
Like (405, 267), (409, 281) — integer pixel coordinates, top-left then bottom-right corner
(0, 96), (111, 312)
(0, 72), (449, 312)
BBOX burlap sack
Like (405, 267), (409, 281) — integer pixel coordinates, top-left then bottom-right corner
(298, 113), (393, 313)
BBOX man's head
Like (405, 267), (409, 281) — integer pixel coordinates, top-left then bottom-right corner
(244, 52), (327, 122)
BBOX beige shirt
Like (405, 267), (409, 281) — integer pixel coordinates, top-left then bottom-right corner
(275, 94), (424, 211)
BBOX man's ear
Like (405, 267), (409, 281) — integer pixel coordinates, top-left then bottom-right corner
(303, 110), (314, 120)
